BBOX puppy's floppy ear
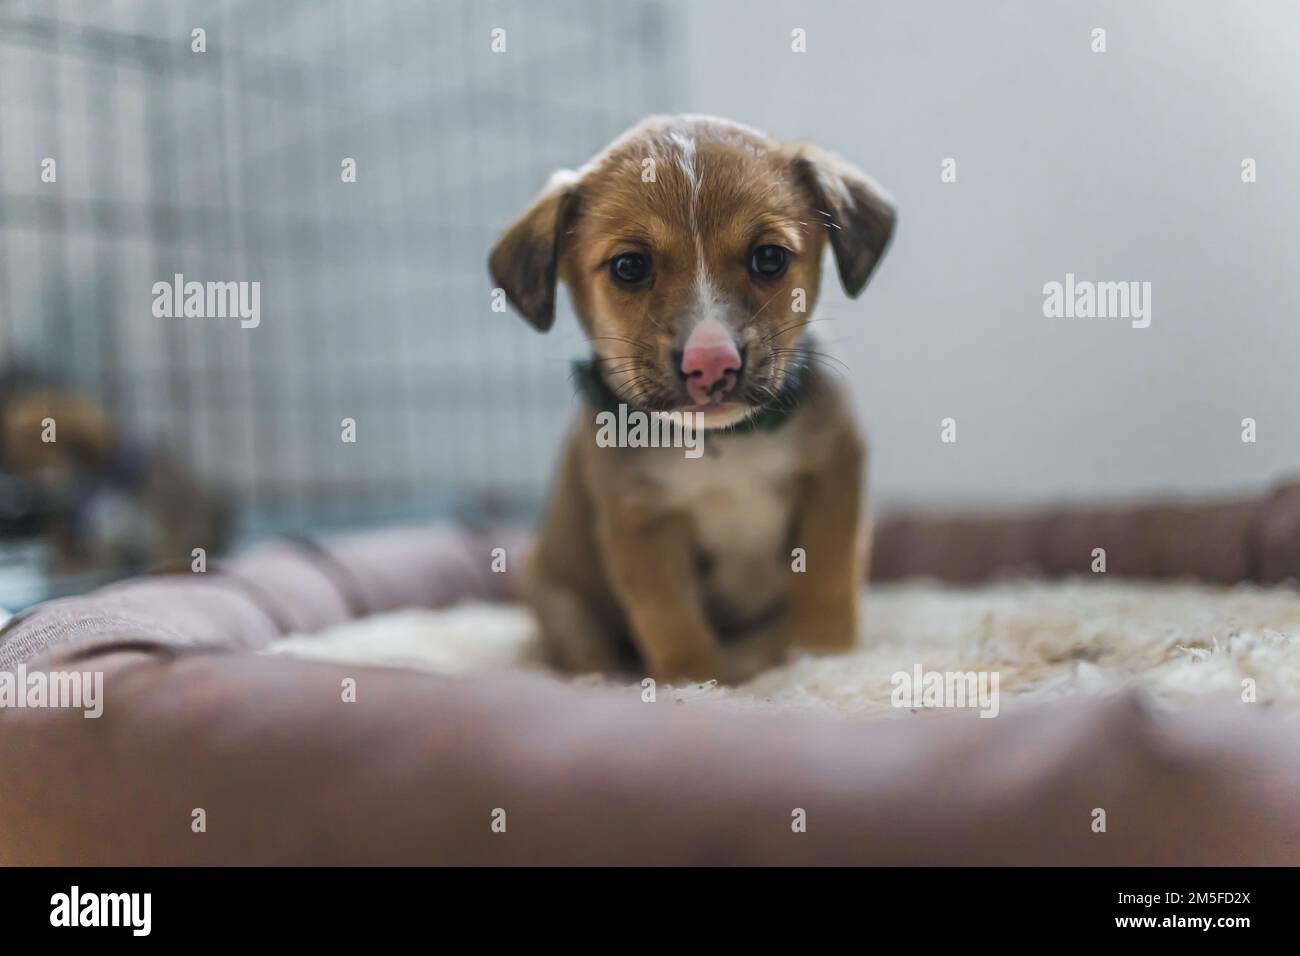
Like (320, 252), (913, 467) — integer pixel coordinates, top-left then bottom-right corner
(788, 144), (896, 298)
(489, 170), (580, 332)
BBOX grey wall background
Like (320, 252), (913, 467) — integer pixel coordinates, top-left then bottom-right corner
(1, 0), (1296, 543)
(679, 0), (1300, 508)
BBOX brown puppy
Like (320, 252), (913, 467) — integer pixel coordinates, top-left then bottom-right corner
(490, 115), (895, 683)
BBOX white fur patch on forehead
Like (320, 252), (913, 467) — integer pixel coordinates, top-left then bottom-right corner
(667, 132), (717, 328)
(691, 266), (727, 327)
(668, 131), (698, 189)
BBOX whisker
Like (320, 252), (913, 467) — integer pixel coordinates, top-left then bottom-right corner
(746, 290), (782, 327)
(771, 348), (849, 382)
(603, 362), (650, 377)
(588, 334), (653, 351)
(612, 375), (652, 404)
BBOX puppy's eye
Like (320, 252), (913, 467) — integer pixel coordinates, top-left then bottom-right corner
(610, 252), (651, 286)
(750, 245), (789, 280)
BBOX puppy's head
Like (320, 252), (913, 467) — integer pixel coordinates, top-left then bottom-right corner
(490, 115), (895, 428)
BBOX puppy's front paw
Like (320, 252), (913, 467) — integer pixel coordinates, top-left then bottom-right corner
(790, 608), (858, 656)
(650, 647), (726, 685)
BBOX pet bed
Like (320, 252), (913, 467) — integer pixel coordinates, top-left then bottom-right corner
(2, 482), (1300, 865)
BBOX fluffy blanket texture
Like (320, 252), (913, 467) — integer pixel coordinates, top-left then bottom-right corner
(265, 579), (1300, 717)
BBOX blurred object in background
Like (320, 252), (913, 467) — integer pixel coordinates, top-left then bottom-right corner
(0, 365), (229, 590)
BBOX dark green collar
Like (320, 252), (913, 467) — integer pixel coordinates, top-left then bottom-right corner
(571, 357), (809, 435)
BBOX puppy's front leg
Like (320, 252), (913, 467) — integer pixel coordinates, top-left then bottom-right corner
(597, 503), (724, 683)
(787, 433), (866, 654)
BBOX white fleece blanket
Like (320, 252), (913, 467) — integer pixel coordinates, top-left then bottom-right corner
(264, 579), (1300, 717)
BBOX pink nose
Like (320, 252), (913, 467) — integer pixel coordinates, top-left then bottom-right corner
(680, 320), (742, 404)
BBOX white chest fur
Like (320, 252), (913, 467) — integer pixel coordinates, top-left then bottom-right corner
(646, 431), (801, 630)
